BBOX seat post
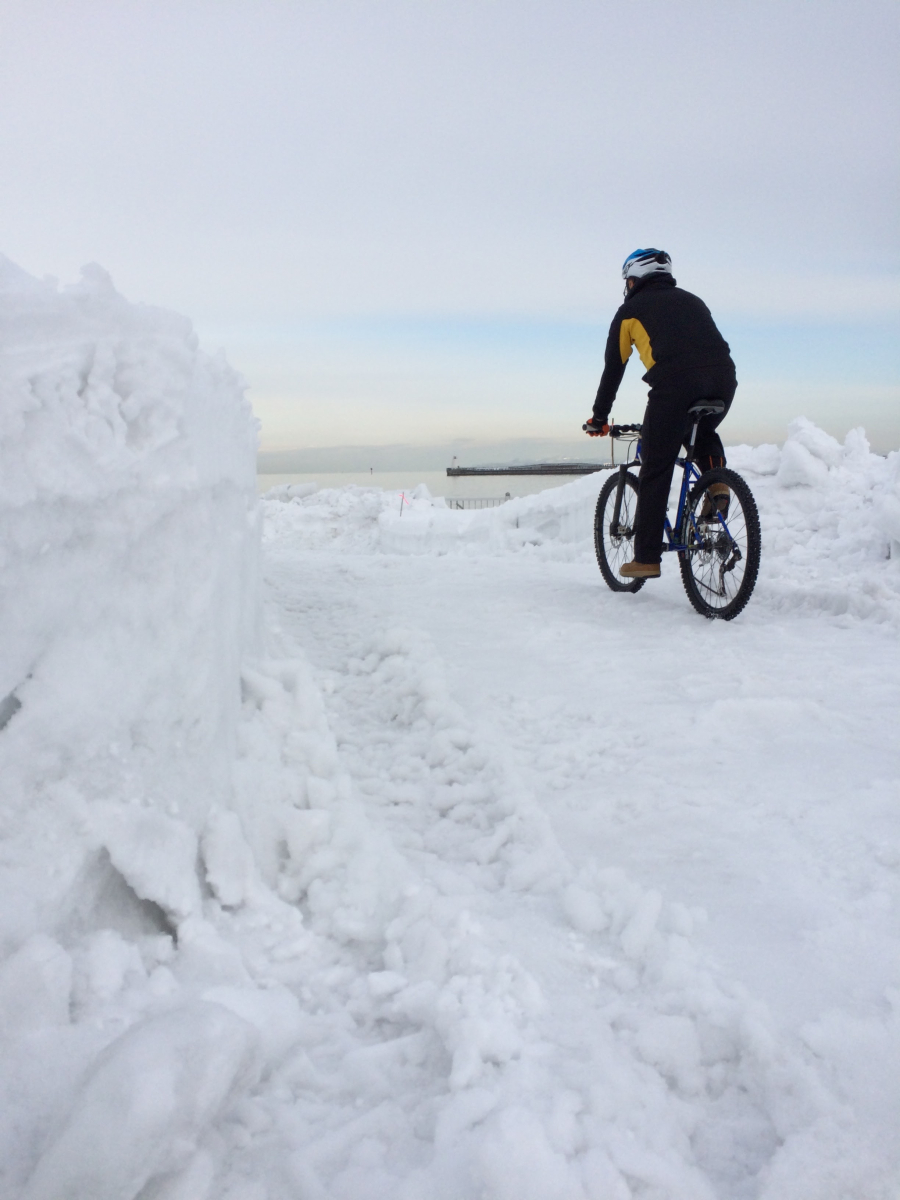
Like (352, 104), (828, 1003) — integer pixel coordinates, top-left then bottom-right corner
(684, 399), (724, 464)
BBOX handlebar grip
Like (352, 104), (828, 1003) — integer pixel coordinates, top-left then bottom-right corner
(583, 421), (643, 436)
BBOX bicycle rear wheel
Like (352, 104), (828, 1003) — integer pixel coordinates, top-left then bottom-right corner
(679, 467), (760, 620)
(594, 470), (645, 593)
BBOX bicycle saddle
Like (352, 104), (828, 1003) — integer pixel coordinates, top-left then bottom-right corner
(688, 399), (725, 416)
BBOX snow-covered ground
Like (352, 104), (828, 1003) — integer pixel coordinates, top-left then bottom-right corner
(1, 259), (899, 1198)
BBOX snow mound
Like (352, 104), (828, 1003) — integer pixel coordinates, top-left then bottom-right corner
(0, 258), (261, 1193)
(21, 1002), (259, 1200)
(0, 256), (259, 838)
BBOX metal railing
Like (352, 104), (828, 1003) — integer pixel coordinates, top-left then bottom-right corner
(445, 495), (512, 510)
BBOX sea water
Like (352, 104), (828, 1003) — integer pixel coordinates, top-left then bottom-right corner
(257, 470), (604, 500)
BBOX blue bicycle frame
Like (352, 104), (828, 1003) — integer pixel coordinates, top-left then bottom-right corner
(623, 433), (737, 554)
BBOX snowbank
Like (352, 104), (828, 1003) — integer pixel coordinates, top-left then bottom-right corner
(0, 258), (262, 1194)
(0, 258), (259, 836)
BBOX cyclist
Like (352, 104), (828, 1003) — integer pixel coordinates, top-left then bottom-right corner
(585, 249), (736, 579)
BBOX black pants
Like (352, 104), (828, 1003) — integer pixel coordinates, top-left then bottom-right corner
(633, 364), (737, 564)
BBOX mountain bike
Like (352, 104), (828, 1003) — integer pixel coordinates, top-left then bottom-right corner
(590, 401), (761, 620)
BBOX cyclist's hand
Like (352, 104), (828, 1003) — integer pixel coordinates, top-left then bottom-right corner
(583, 418), (610, 437)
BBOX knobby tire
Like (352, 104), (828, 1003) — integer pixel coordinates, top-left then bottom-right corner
(594, 470), (645, 594)
(679, 467), (760, 620)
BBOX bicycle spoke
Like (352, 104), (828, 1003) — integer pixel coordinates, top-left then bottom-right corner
(594, 471), (645, 594)
(680, 470), (760, 619)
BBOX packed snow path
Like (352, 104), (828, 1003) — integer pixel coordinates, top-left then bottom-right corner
(271, 534), (900, 1039)
(252, 437), (900, 1198)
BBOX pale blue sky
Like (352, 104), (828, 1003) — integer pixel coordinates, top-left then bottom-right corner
(1, 0), (897, 455)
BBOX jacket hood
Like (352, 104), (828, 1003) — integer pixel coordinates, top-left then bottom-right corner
(626, 274), (677, 300)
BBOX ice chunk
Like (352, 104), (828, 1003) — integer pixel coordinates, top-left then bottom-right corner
(562, 883), (609, 934)
(776, 438), (830, 487)
(201, 984), (304, 1065)
(95, 808), (202, 922)
(476, 1107), (580, 1200)
(620, 889), (663, 961)
(787, 415), (843, 466)
(0, 935), (71, 1034)
(22, 1002), (259, 1200)
(634, 1014), (704, 1095)
(72, 929), (144, 1012)
(201, 808), (256, 909)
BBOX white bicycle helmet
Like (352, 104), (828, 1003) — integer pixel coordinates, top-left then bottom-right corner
(622, 248), (673, 281)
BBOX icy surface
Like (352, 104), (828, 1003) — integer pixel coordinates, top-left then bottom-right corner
(1, 257), (899, 1198)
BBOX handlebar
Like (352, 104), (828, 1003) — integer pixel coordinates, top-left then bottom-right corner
(582, 422), (643, 438)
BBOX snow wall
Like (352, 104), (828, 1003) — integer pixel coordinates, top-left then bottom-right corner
(0, 256), (259, 935)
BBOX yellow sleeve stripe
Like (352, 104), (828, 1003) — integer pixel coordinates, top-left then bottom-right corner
(619, 318), (655, 370)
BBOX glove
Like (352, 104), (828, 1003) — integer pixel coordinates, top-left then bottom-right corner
(584, 418), (610, 437)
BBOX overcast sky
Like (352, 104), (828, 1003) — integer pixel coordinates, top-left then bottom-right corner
(1, 0), (897, 455)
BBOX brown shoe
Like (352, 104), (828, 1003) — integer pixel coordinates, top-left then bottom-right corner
(618, 560), (661, 579)
(700, 482), (730, 520)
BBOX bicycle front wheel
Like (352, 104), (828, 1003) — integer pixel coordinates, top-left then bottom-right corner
(594, 470), (645, 593)
(679, 467), (760, 620)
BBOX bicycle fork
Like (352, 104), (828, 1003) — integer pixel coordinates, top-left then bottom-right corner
(611, 465), (630, 535)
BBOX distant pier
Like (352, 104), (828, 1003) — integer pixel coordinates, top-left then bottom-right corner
(446, 462), (610, 477)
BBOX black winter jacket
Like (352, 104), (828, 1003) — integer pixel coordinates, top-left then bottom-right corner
(593, 276), (734, 421)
